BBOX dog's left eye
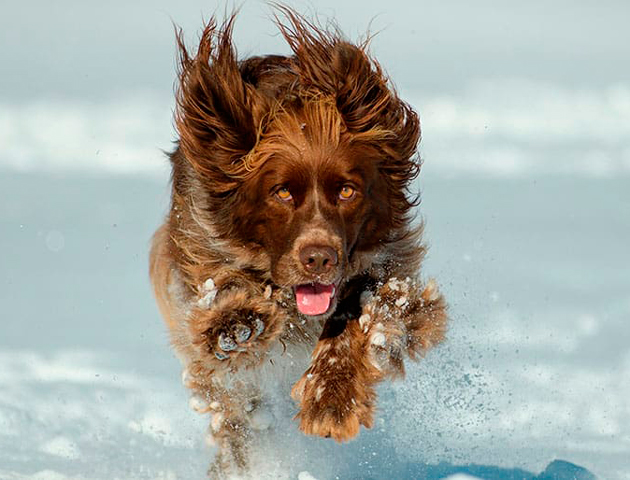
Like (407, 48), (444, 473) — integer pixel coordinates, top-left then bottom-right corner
(339, 185), (356, 200)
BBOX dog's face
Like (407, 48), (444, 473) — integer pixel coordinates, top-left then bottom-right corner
(228, 102), (392, 318)
(172, 15), (421, 319)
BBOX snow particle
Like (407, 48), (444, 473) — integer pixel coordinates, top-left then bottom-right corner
(45, 230), (65, 252)
(40, 436), (80, 460)
(298, 472), (319, 480)
(203, 278), (215, 291)
(298, 471), (317, 480)
(181, 368), (192, 387)
(395, 296), (408, 308)
(197, 290), (217, 309)
(189, 394), (209, 413)
(359, 314), (371, 330)
(371, 332), (386, 347)
(210, 412), (225, 432)
(250, 407), (274, 430)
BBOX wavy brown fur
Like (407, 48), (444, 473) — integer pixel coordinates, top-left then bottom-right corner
(150, 7), (447, 478)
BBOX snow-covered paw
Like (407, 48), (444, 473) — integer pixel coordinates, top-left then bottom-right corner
(190, 288), (286, 368)
(210, 316), (265, 361)
(362, 276), (447, 362)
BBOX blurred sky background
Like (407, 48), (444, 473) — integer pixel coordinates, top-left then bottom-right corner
(2, 0), (630, 178)
(1, 1), (629, 479)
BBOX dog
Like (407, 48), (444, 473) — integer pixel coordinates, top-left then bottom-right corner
(149, 7), (447, 478)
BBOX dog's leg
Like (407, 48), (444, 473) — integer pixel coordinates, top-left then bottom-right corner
(204, 392), (262, 479)
(292, 277), (447, 441)
(291, 318), (382, 442)
(180, 282), (289, 477)
(183, 363), (275, 479)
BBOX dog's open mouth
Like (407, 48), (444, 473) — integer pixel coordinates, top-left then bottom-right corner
(293, 283), (337, 316)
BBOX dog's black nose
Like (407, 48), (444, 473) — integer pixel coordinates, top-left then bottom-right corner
(299, 245), (338, 274)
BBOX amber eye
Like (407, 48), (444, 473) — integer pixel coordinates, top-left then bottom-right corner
(339, 185), (356, 200)
(276, 187), (293, 202)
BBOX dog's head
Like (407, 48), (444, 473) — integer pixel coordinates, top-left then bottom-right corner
(172, 9), (420, 319)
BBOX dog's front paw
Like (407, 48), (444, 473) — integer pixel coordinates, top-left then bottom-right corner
(292, 370), (375, 442)
(189, 288), (286, 369)
(292, 321), (378, 442)
(206, 314), (266, 361)
(362, 277), (448, 365)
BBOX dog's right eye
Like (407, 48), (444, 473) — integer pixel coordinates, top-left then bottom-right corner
(276, 187), (293, 202)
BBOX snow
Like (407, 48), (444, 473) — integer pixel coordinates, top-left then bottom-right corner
(298, 472), (319, 480)
(197, 278), (218, 309)
(39, 437), (81, 460)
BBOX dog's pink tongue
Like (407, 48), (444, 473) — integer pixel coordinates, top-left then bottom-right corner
(295, 283), (334, 316)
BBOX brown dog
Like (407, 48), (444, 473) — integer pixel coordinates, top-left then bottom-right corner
(149, 7), (447, 478)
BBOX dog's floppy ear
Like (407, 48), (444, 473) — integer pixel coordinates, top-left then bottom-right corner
(275, 6), (421, 228)
(174, 15), (258, 197)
